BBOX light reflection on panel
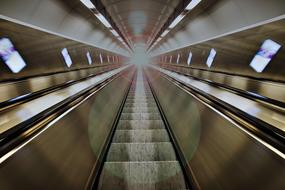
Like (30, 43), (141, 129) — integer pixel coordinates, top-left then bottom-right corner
(187, 52), (192, 65)
(87, 52), (92, 65)
(151, 65), (285, 132)
(0, 65), (130, 134)
(176, 54), (180, 64)
(250, 39), (282, 73)
(0, 38), (26, 73)
(100, 53), (103, 64)
(206, 48), (216, 68)
(61, 48), (72, 67)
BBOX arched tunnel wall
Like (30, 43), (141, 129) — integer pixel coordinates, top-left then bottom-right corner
(152, 0), (285, 55)
(153, 18), (285, 83)
(0, 0), (128, 55)
(0, 18), (127, 82)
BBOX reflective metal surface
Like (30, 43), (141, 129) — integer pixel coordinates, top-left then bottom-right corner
(0, 66), (134, 190)
(0, 65), (130, 136)
(145, 67), (285, 190)
(154, 18), (285, 82)
(0, 17), (125, 81)
(0, 64), (122, 105)
(160, 63), (285, 104)
(151, 65), (285, 134)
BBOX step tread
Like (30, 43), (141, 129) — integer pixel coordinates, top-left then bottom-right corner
(106, 142), (177, 162)
(113, 129), (170, 143)
(117, 120), (164, 129)
(98, 161), (187, 190)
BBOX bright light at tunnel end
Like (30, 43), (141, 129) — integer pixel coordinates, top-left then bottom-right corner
(129, 44), (151, 65)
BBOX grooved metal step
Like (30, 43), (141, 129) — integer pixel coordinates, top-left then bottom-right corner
(120, 113), (161, 120)
(123, 107), (159, 113)
(98, 161), (187, 190)
(113, 129), (170, 143)
(106, 142), (177, 162)
(117, 120), (165, 130)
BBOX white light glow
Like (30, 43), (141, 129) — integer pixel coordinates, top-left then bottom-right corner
(187, 52), (193, 65)
(110, 29), (119, 37)
(0, 38), (26, 73)
(206, 48), (216, 68)
(169, 55), (172, 63)
(176, 54), (180, 64)
(161, 30), (170, 37)
(130, 45), (150, 65)
(99, 53), (103, 64)
(61, 48), (72, 67)
(185, 0), (202, 10)
(95, 13), (112, 28)
(250, 39), (281, 73)
(169, 14), (186, 28)
(86, 52), (92, 65)
(80, 0), (95, 9)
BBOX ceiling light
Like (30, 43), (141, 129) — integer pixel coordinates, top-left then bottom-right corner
(157, 37), (162, 42)
(94, 13), (112, 28)
(161, 30), (170, 37)
(117, 37), (124, 42)
(169, 14), (186, 28)
(185, 0), (202, 10)
(110, 29), (119, 37)
(80, 0), (95, 9)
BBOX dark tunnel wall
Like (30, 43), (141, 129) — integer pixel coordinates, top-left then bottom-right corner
(154, 18), (285, 82)
(0, 18), (127, 82)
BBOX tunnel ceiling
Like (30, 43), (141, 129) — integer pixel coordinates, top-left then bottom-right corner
(100, 0), (181, 48)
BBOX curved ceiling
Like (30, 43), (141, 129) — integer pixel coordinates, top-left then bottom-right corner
(101, 0), (181, 48)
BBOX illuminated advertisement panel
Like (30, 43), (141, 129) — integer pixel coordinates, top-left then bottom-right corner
(206, 48), (216, 68)
(250, 39), (281, 73)
(61, 48), (72, 67)
(0, 38), (26, 73)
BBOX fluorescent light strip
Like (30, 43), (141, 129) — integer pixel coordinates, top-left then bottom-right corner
(186, 0), (202, 10)
(80, 0), (95, 9)
(95, 13), (112, 28)
(150, 0), (202, 51)
(80, 0), (126, 48)
(110, 29), (119, 37)
(169, 14), (186, 29)
(161, 30), (170, 37)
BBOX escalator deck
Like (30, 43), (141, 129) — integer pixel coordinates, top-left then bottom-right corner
(98, 68), (187, 190)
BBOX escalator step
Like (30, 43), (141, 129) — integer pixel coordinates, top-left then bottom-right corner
(117, 120), (165, 130)
(120, 113), (161, 120)
(112, 129), (170, 143)
(124, 102), (158, 107)
(122, 107), (159, 113)
(106, 142), (177, 162)
(98, 161), (187, 190)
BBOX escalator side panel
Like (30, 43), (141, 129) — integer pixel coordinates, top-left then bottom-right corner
(0, 68), (134, 190)
(145, 67), (285, 190)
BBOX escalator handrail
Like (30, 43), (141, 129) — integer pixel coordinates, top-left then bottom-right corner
(0, 66), (132, 162)
(0, 64), (124, 112)
(159, 64), (285, 110)
(0, 63), (124, 84)
(147, 66), (285, 155)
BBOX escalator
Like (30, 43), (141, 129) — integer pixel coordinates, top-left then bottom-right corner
(96, 67), (189, 189)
